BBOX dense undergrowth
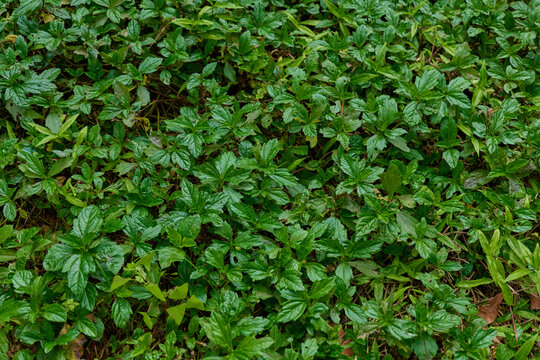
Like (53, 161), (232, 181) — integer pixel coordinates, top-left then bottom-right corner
(0, 0), (539, 359)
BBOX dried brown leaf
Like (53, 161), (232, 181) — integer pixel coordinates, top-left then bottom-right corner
(60, 323), (86, 360)
(66, 334), (85, 360)
(478, 293), (503, 324)
(530, 293), (540, 310)
(339, 327), (353, 356)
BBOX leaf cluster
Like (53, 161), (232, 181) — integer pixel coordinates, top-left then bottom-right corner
(0, 0), (539, 359)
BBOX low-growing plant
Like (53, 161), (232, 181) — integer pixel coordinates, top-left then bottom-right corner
(0, 0), (538, 359)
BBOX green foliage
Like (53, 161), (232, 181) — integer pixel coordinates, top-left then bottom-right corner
(0, 0), (539, 359)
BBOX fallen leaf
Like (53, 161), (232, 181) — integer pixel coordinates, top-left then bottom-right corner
(66, 334), (85, 360)
(42, 13), (56, 23)
(60, 323), (86, 360)
(330, 322), (353, 357)
(4, 35), (17, 43)
(478, 293), (503, 324)
(530, 293), (540, 310)
(338, 327), (353, 357)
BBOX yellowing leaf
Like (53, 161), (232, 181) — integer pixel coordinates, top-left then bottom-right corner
(169, 283), (188, 300)
(110, 275), (131, 292)
(145, 284), (166, 301)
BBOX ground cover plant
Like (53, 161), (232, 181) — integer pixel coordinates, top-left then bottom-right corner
(0, 0), (539, 359)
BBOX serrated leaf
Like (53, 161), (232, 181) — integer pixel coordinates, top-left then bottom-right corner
(41, 303), (67, 323)
(112, 298), (132, 328)
(443, 149), (460, 168)
(138, 57), (163, 74)
(381, 163), (402, 196)
(277, 299), (307, 323)
(73, 206), (102, 240)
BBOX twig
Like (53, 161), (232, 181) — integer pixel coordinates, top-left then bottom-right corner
(149, 19), (172, 48)
(509, 306), (518, 342)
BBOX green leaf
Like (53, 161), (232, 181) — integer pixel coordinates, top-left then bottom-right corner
(158, 247), (186, 268)
(397, 211), (417, 237)
(404, 102), (421, 125)
(112, 298), (132, 328)
(145, 284), (166, 301)
(230, 203), (257, 223)
(277, 299), (307, 323)
(48, 157), (74, 177)
(12, 270), (33, 293)
(73, 206), (103, 240)
(95, 240), (124, 274)
(169, 283), (189, 300)
(416, 70), (440, 94)
(17, 152), (46, 179)
(0, 329), (8, 358)
(505, 268), (531, 282)
(200, 313), (233, 348)
(416, 238), (436, 259)
(110, 275), (131, 292)
(464, 170), (490, 189)
(41, 303), (67, 323)
(13, 0), (43, 17)
(3, 202), (16, 221)
(279, 269), (305, 291)
(238, 31), (253, 55)
(443, 149), (460, 168)
(166, 304), (186, 325)
(140, 312), (154, 330)
(126, 19), (140, 39)
(413, 334), (438, 360)
(202, 62), (217, 77)
(301, 338), (319, 359)
(0, 180), (9, 197)
(43, 244), (73, 271)
(42, 327), (79, 353)
(456, 278), (493, 288)
(138, 57), (163, 74)
(469, 328), (496, 350)
(0, 300), (30, 322)
(446, 77), (471, 108)
(344, 303), (366, 325)
(0, 225), (13, 245)
(260, 139), (281, 165)
(440, 118), (457, 143)
(305, 263), (327, 282)
(514, 334), (538, 360)
(232, 335), (274, 360)
(184, 295), (205, 310)
(64, 253), (94, 297)
(309, 278), (335, 300)
(381, 163), (402, 196)
(76, 318), (98, 337)
(268, 168), (298, 187)
(378, 98), (399, 129)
